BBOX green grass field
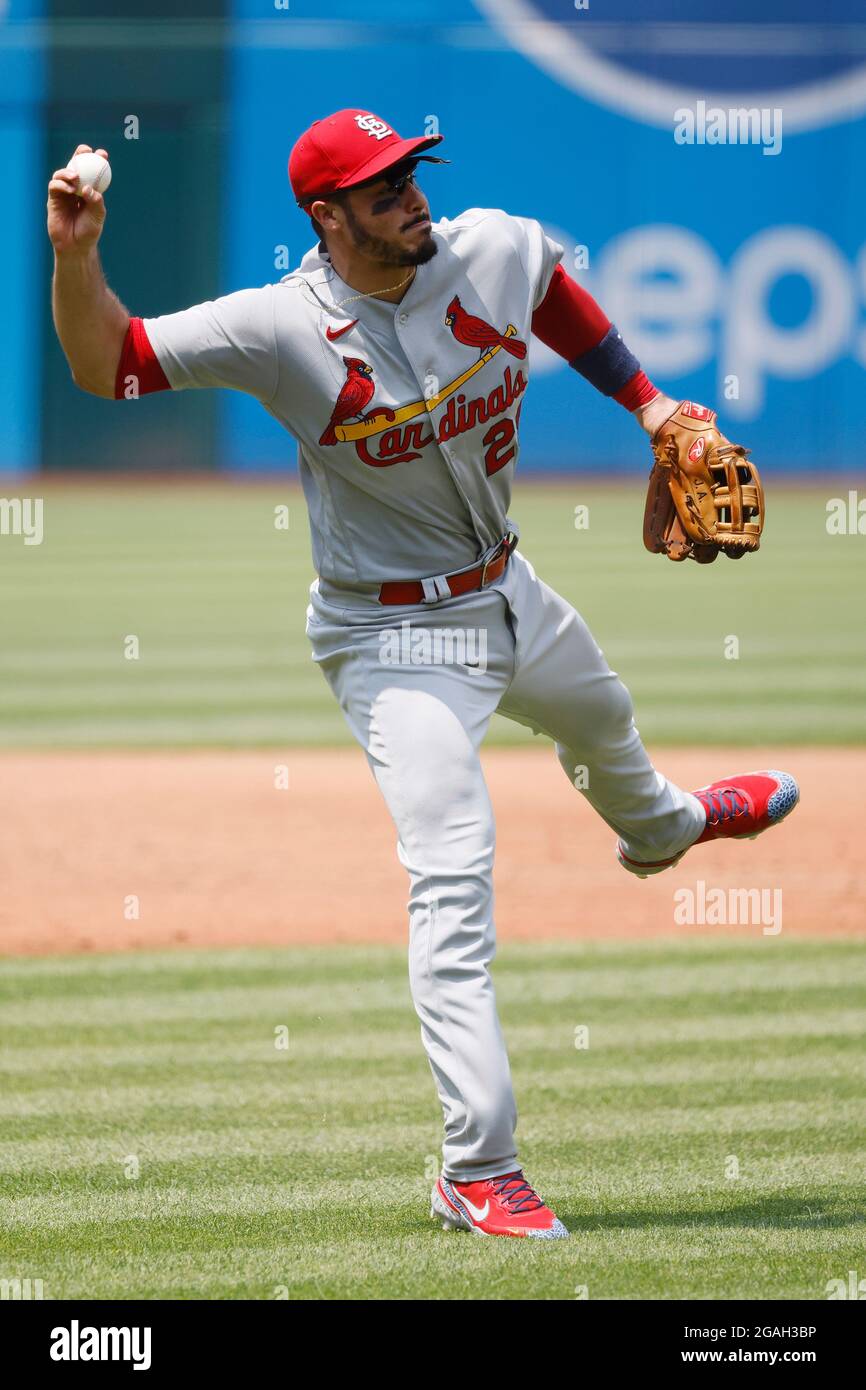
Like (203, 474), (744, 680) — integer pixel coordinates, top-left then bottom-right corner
(1, 937), (864, 1301)
(0, 480), (862, 746)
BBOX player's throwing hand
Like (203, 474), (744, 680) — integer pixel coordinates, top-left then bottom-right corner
(47, 144), (110, 255)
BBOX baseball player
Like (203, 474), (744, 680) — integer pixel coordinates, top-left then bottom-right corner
(49, 112), (799, 1241)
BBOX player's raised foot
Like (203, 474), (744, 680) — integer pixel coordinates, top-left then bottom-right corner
(692, 769), (800, 844)
(430, 1171), (569, 1239)
(616, 769), (800, 878)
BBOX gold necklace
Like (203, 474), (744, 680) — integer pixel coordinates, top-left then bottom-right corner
(333, 267), (416, 310)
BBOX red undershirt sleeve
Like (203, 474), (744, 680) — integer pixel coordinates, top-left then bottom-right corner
(531, 264), (658, 411)
(114, 317), (171, 399)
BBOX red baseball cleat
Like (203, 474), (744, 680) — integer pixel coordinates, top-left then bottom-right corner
(692, 769), (800, 843)
(616, 769), (799, 878)
(431, 1171), (569, 1239)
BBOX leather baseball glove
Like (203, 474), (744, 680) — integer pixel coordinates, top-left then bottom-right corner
(643, 400), (764, 563)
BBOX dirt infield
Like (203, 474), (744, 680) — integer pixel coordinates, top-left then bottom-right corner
(0, 748), (860, 956)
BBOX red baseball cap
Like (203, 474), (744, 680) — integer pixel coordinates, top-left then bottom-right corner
(289, 108), (446, 209)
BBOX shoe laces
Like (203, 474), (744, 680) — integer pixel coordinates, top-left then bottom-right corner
(698, 786), (749, 827)
(490, 1172), (545, 1213)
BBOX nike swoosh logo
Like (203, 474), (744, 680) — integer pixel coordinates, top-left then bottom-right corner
(460, 1195), (490, 1222)
(326, 320), (359, 342)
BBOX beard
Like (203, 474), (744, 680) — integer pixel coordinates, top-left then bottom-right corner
(344, 202), (439, 267)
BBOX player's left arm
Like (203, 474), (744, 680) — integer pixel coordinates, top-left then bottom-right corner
(476, 210), (677, 435)
(515, 217), (762, 560)
(530, 263), (678, 435)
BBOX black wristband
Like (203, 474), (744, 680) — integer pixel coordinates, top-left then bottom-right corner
(570, 323), (641, 396)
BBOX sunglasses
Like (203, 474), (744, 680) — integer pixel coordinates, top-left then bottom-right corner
(352, 159), (420, 199)
(381, 161), (420, 196)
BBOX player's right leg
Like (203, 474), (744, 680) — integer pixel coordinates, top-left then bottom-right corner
(305, 586), (521, 1186)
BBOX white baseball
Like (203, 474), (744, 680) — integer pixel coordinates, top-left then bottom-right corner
(67, 152), (112, 196)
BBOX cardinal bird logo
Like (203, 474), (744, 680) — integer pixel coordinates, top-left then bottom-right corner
(444, 296), (527, 360)
(319, 357), (376, 446)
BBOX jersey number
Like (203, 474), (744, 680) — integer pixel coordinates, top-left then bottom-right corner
(483, 418), (516, 477)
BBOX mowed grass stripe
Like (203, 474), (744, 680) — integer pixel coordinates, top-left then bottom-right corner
(2, 1028), (863, 1083)
(3, 1009), (865, 1055)
(5, 941), (866, 996)
(2, 977), (864, 1030)
(2, 1154), (862, 1221)
(0, 715), (344, 747)
(1, 1168), (861, 1236)
(616, 669), (866, 695)
(0, 648), (298, 671)
(1, 1139), (863, 1194)
(0, 674), (320, 704)
(2, 1091), (864, 1156)
(2, 935), (864, 996)
(0, 933), (852, 968)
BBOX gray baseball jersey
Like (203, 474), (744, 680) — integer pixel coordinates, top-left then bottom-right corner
(143, 207), (563, 592)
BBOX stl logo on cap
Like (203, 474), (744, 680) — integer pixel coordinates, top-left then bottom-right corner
(355, 114), (394, 141)
(288, 108), (446, 210)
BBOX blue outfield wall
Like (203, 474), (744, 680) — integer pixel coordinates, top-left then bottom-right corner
(224, 0), (866, 474)
(1, 0), (45, 477)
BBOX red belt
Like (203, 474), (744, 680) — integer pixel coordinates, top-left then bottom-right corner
(378, 533), (518, 606)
